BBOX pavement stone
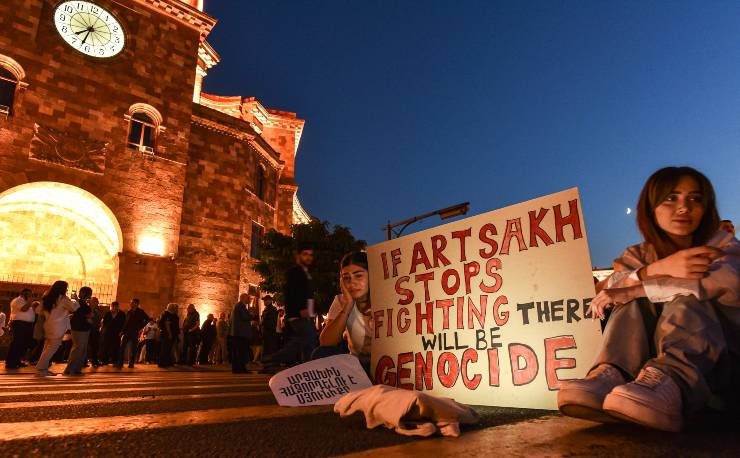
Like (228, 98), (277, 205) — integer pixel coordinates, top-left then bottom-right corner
(0, 364), (738, 457)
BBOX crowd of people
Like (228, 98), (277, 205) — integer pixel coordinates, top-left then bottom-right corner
(2, 284), (286, 376)
(2, 165), (738, 435)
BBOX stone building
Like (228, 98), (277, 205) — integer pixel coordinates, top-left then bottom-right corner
(0, 0), (310, 319)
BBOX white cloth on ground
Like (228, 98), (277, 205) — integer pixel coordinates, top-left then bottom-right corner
(333, 384), (479, 437)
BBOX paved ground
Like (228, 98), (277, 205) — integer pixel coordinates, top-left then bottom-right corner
(0, 364), (738, 457)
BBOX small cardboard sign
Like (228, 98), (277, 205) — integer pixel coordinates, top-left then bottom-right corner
(269, 354), (373, 406)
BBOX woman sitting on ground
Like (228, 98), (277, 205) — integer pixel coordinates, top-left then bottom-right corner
(313, 251), (372, 373)
(557, 166), (740, 432)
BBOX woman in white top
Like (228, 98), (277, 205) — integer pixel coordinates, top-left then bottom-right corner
(36, 281), (79, 376)
(315, 252), (372, 373)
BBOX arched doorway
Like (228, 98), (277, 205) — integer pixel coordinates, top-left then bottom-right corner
(0, 182), (123, 303)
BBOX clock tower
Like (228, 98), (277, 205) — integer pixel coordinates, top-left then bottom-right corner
(0, 1), (308, 319)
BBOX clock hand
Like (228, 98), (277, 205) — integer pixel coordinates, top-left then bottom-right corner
(81, 30), (91, 45)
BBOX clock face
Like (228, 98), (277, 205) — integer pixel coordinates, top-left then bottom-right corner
(54, 1), (125, 58)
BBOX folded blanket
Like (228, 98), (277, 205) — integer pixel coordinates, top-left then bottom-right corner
(334, 385), (480, 437)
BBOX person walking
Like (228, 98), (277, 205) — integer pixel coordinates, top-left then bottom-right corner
(264, 243), (317, 367)
(5, 288), (35, 369)
(230, 294), (253, 373)
(116, 298), (149, 369)
(35, 281), (79, 376)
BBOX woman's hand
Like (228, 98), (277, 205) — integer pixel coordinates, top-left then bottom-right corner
(337, 276), (354, 315)
(587, 285), (645, 320)
(644, 246), (722, 279)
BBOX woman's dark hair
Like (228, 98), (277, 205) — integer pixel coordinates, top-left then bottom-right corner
(41, 281), (69, 312)
(340, 251), (368, 271)
(636, 166), (720, 258)
(78, 286), (92, 301)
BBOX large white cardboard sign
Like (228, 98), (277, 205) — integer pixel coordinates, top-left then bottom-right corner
(269, 354), (373, 406)
(367, 188), (602, 409)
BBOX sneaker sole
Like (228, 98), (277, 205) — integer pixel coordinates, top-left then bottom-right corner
(603, 393), (682, 432)
(559, 403), (622, 423)
(557, 388), (621, 423)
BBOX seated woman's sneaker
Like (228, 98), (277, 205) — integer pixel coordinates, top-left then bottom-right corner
(557, 364), (625, 423)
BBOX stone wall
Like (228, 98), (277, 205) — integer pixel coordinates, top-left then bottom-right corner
(174, 104), (281, 319)
(0, 0), (203, 317)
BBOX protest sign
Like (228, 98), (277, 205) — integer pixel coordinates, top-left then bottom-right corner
(269, 354), (373, 407)
(367, 188), (602, 409)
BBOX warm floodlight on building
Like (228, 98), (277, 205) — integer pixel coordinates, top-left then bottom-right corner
(383, 202), (470, 240)
(138, 235), (166, 256)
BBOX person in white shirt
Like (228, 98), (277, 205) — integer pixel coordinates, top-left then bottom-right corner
(35, 281), (79, 376)
(314, 251), (372, 374)
(5, 288), (35, 369)
(558, 166), (740, 432)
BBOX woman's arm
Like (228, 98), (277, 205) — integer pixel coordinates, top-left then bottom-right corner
(319, 292), (353, 347)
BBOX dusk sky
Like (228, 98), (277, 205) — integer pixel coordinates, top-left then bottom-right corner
(203, 1), (740, 267)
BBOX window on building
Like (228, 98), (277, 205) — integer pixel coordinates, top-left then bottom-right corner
(250, 222), (264, 259)
(0, 67), (18, 117)
(127, 112), (157, 151)
(255, 165), (265, 200)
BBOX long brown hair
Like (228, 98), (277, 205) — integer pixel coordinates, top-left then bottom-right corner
(41, 281), (69, 312)
(636, 166), (720, 258)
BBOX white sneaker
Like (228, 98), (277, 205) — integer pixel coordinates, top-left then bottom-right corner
(557, 364), (625, 423)
(603, 366), (683, 432)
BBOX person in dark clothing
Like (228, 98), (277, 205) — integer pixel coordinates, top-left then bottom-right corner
(260, 295), (280, 357)
(158, 303), (179, 368)
(198, 313), (216, 364)
(116, 298), (149, 369)
(99, 301), (125, 365)
(64, 286), (93, 375)
(5, 288), (34, 369)
(182, 304), (200, 365)
(264, 244), (317, 367)
(230, 294), (254, 373)
(87, 297), (102, 367)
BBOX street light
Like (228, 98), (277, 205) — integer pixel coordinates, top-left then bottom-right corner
(383, 202), (470, 240)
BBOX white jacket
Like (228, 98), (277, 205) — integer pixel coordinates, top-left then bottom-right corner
(43, 295), (79, 339)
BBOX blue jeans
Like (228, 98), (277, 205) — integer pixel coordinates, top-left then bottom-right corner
(267, 318), (317, 365)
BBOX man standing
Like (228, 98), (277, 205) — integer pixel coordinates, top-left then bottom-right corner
(265, 243), (317, 367)
(198, 313), (216, 365)
(182, 304), (201, 366)
(5, 288), (35, 369)
(213, 312), (229, 364)
(87, 297), (102, 367)
(65, 286), (93, 375)
(260, 295), (279, 357)
(116, 298), (149, 369)
(230, 293), (253, 373)
(158, 303), (179, 368)
(100, 301), (125, 365)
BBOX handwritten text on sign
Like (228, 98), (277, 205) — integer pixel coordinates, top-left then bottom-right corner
(269, 354), (373, 406)
(367, 188), (602, 409)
